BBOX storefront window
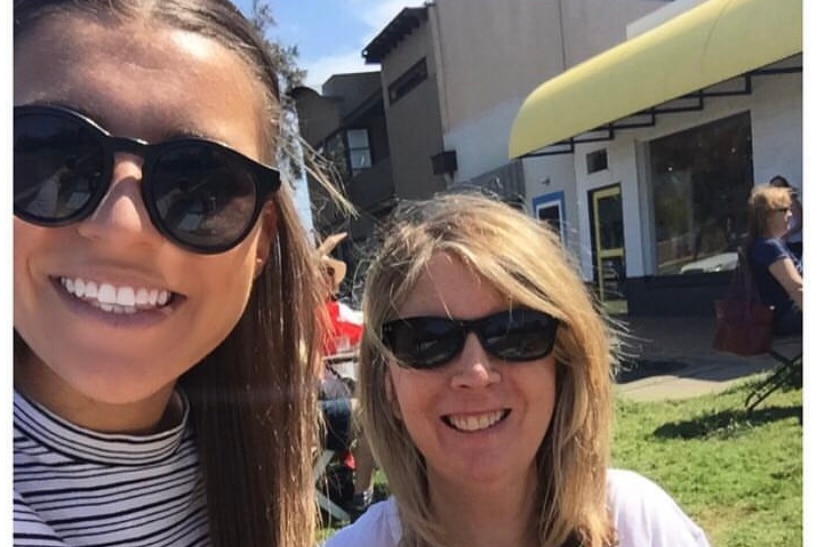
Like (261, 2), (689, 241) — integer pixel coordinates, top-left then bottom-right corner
(650, 112), (753, 275)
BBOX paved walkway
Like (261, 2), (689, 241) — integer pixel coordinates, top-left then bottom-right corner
(613, 315), (800, 402)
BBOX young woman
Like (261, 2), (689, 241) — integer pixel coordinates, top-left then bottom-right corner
(746, 185), (803, 335)
(13, 1), (327, 545)
(325, 194), (709, 547)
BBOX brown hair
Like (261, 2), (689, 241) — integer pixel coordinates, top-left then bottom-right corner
(359, 193), (617, 547)
(14, 1), (325, 545)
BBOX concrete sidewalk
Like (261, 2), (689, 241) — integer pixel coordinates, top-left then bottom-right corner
(612, 315), (801, 402)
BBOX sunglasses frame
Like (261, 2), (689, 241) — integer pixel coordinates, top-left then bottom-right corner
(381, 308), (560, 370)
(14, 104), (281, 254)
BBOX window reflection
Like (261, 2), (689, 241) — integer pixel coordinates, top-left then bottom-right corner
(650, 112), (752, 275)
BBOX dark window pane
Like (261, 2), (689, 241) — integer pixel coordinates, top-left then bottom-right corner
(650, 112), (752, 275)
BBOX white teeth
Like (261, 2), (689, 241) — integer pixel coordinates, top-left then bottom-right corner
(59, 277), (173, 314)
(135, 288), (149, 305)
(157, 290), (170, 306)
(98, 283), (117, 304)
(85, 281), (98, 299)
(448, 410), (506, 432)
(116, 286), (136, 306)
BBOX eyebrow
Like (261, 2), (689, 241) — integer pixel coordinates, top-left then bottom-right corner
(21, 99), (222, 143)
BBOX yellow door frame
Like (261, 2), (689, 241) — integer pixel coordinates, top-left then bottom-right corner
(591, 185), (625, 302)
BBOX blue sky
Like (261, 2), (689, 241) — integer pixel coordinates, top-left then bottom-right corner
(233, 0), (414, 90)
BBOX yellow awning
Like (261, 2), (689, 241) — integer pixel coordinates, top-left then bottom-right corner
(508, 0), (802, 158)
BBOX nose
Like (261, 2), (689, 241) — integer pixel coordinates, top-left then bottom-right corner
(75, 153), (162, 249)
(450, 333), (501, 389)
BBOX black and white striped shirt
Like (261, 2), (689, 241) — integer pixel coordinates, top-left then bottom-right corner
(13, 390), (210, 546)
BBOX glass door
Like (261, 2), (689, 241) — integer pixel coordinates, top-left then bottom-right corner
(590, 184), (627, 315)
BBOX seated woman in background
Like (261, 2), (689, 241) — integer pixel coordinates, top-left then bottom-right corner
(746, 186), (803, 335)
(325, 193), (709, 547)
(768, 175), (803, 261)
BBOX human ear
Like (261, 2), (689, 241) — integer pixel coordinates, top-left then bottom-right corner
(384, 367), (402, 421)
(254, 201), (277, 278)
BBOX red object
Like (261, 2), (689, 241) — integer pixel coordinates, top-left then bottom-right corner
(340, 449), (356, 470)
(322, 300), (364, 355)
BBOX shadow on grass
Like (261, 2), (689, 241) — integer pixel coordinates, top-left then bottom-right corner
(653, 404), (802, 440)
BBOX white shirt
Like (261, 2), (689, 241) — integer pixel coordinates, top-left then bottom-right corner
(323, 469), (710, 547)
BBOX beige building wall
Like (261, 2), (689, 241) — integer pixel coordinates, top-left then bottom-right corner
(430, 0), (668, 134)
(379, 16), (448, 199)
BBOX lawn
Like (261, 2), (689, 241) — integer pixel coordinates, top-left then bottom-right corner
(319, 376), (802, 546)
(612, 378), (802, 546)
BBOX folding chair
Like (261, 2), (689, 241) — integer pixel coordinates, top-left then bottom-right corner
(745, 334), (802, 412)
(313, 449), (351, 524)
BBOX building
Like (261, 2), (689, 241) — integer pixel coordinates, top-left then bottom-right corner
(293, 8), (449, 293)
(296, 0), (802, 315)
(507, 0), (801, 315)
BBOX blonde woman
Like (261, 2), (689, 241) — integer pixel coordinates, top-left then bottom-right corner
(746, 186), (803, 335)
(324, 193), (709, 547)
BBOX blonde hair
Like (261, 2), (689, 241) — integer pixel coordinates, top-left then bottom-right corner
(747, 185), (791, 239)
(359, 193), (617, 547)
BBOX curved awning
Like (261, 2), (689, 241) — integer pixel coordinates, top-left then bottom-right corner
(508, 0), (802, 159)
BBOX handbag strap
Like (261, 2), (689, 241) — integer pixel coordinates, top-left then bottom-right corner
(733, 246), (765, 305)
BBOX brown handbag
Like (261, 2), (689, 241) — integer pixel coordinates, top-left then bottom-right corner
(712, 248), (774, 356)
(712, 298), (773, 355)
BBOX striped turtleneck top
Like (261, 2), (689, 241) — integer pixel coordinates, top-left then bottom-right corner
(13, 390), (210, 546)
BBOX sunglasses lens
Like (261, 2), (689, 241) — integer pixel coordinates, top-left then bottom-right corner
(384, 318), (463, 369)
(482, 309), (557, 361)
(14, 111), (105, 224)
(151, 144), (259, 252)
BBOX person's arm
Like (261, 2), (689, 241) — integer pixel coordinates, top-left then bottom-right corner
(769, 258), (803, 310)
(785, 197), (803, 239)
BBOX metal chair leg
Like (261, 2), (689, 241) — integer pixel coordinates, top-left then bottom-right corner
(313, 449), (351, 524)
(745, 352), (802, 412)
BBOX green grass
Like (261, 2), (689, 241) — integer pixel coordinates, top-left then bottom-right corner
(612, 377), (802, 546)
(320, 375), (802, 546)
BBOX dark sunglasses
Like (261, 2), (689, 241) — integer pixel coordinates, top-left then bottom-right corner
(13, 104), (281, 254)
(381, 308), (559, 370)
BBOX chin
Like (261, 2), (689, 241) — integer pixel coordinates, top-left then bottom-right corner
(44, 351), (182, 406)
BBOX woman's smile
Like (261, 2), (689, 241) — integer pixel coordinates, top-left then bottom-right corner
(443, 409), (511, 433)
(58, 276), (175, 314)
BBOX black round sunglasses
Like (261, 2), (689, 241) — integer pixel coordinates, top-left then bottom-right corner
(381, 308), (560, 370)
(13, 104), (281, 254)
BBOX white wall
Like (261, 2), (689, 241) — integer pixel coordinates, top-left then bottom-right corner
(442, 99), (521, 181)
(523, 153), (578, 245)
(572, 136), (647, 280)
(571, 67), (802, 280)
(749, 70), (803, 189)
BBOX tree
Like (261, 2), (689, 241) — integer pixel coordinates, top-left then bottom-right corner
(248, 0), (306, 93)
(248, 0), (306, 186)
(247, 0), (351, 236)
